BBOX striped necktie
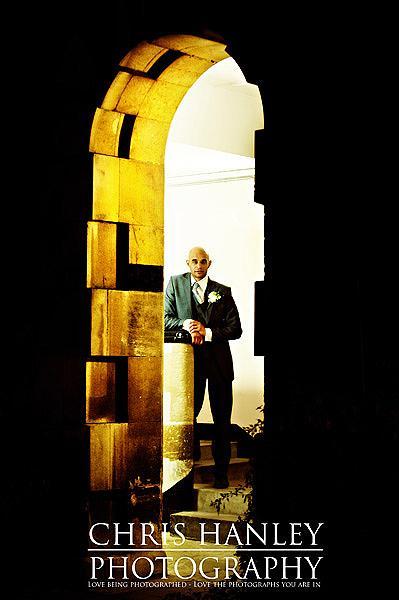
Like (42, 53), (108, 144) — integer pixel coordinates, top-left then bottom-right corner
(192, 281), (204, 304)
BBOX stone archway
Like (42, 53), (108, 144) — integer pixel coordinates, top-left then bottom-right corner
(86, 34), (263, 516)
(86, 35), (232, 497)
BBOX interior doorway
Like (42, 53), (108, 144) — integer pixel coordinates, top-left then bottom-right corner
(164, 57), (264, 428)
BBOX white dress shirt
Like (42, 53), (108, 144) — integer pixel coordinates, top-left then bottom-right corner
(183, 275), (213, 342)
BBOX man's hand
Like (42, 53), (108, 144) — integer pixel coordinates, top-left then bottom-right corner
(191, 331), (204, 345)
(188, 320), (206, 336)
(183, 319), (195, 331)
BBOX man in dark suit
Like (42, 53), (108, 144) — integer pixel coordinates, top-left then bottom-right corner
(164, 247), (242, 488)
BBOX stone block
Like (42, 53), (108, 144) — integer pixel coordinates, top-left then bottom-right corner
(91, 290), (163, 357)
(129, 117), (170, 164)
(116, 75), (154, 115)
(137, 80), (188, 123)
(92, 154), (120, 222)
(129, 224), (164, 266)
(163, 343), (194, 424)
(152, 35), (219, 51)
(86, 361), (116, 423)
(163, 423), (193, 460)
(119, 158), (164, 226)
(113, 423), (129, 489)
(127, 422), (162, 484)
(127, 356), (162, 423)
(183, 44), (229, 61)
(89, 108), (124, 157)
(87, 423), (129, 491)
(158, 55), (212, 86)
(119, 42), (167, 73)
(107, 290), (163, 357)
(87, 423), (113, 490)
(90, 289), (109, 356)
(93, 155), (164, 227)
(101, 71), (132, 111)
(87, 221), (117, 288)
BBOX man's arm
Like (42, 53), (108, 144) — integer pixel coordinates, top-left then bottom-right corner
(164, 277), (184, 330)
(210, 290), (242, 343)
(165, 277), (203, 345)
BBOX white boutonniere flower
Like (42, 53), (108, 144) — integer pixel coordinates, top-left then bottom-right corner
(208, 291), (222, 303)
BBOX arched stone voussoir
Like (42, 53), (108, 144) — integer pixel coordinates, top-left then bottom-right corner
(115, 75), (155, 116)
(119, 41), (169, 73)
(137, 79), (189, 123)
(101, 71), (132, 111)
(89, 108), (124, 157)
(181, 43), (229, 62)
(157, 54), (214, 86)
(152, 34), (226, 52)
(129, 117), (170, 164)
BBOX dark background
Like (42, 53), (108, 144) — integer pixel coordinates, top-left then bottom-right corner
(2, 1), (384, 596)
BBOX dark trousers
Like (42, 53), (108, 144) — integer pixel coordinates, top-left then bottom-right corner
(194, 369), (233, 477)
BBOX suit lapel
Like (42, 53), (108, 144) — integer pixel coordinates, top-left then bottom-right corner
(183, 272), (192, 314)
(204, 278), (218, 322)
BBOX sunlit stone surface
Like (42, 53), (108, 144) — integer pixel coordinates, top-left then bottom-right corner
(163, 343), (194, 493)
(86, 33), (237, 525)
(87, 221), (117, 288)
(86, 361), (116, 422)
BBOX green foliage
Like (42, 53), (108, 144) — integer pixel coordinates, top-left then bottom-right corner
(243, 403), (265, 437)
(209, 483), (249, 515)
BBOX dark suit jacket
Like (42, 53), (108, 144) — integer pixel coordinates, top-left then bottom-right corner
(164, 272), (242, 381)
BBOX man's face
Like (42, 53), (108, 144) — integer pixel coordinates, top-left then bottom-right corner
(186, 248), (212, 281)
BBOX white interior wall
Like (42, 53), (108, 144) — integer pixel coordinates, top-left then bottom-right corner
(167, 58), (264, 157)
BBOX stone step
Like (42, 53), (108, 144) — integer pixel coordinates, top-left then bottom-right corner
(194, 457), (251, 484)
(199, 440), (238, 461)
(170, 511), (246, 545)
(194, 483), (251, 516)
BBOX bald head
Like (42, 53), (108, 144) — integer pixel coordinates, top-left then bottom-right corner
(188, 247), (209, 261)
(186, 247), (212, 281)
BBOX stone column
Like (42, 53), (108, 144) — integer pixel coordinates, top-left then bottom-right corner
(163, 341), (195, 517)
